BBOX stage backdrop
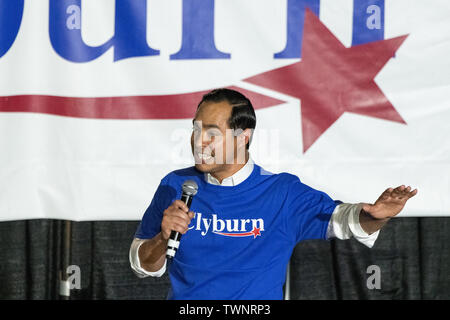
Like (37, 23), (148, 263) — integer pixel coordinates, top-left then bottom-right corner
(0, 0), (449, 221)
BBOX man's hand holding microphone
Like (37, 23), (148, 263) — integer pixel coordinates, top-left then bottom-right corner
(138, 181), (198, 272)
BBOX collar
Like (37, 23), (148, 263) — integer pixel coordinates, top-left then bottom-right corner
(205, 156), (254, 186)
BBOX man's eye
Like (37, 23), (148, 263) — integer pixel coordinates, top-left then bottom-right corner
(207, 130), (221, 137)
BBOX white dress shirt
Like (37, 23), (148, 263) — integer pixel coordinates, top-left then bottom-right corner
(130, 157), (379, 278)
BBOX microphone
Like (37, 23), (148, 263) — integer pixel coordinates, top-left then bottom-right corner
(166, 180), (198, 259)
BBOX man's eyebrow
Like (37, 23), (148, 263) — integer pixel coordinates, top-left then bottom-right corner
(203, 124), (221, 129)
(192, 120), (221, 129)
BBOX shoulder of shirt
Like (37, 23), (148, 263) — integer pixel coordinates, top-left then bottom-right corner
(160, 166), (203, 186)
(261, 169), (320, 198)
(254, 165), (303, 185)
(273, 170), (334, 201)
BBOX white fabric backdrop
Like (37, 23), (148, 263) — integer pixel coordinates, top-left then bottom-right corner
(0, 0), (449, 220)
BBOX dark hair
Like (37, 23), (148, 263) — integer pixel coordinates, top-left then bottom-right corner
(197, 88), (256, 149)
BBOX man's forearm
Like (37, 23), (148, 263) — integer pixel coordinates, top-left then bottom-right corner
(359, 208), (390, 235)
(138, 232), (168, 272)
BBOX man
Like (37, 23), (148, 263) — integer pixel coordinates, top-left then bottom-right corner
(129, 88), (417, 299)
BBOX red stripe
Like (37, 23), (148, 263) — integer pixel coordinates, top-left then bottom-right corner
(0, 86), (284, 120)
(215, 232), (254, 237)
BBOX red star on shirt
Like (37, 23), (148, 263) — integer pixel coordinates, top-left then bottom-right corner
(245, 9), (408, 152)
(251, 227), (261, 239)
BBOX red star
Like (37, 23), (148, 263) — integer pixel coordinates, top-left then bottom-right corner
(251, 227), (261, 239)
(245, 9), (408, 152)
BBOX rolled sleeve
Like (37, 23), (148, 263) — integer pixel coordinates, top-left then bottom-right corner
(129, 238), (166, 278)
(327, 203), (379, 248)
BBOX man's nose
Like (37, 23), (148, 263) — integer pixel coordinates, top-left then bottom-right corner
(193, 131), (209, 150)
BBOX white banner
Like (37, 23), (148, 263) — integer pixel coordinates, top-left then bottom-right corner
(0, 0), (449, 221)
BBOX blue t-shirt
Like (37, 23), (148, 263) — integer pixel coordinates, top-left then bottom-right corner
(135, 164), (340, 300)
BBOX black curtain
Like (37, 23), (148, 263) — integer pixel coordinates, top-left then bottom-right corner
(1, 217), (449, 300)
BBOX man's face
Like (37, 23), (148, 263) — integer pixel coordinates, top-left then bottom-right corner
(190, 101), (247, 174)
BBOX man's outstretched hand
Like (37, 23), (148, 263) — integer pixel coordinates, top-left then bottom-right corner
(362, 185), (418, 220)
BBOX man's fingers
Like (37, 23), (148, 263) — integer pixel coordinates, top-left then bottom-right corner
(172, 200), (189, 212)
(170, 222), (189, 234)
(403, 186), (416, 198)
(170, 216), (189, 226)
(398, 186), (417, 196)
(165, 216), (190, 233)
(382, 185), (418, 201)
(169, 210), (192, 224)
(392, 185), (418, 200)
(162, 202), (196, 237)
(393, 185), (405, 194)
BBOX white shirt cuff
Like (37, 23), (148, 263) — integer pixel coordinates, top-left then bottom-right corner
(327, 203), (379, 248)
(348, 203), (379, 248)
(129, 238), (166, 278)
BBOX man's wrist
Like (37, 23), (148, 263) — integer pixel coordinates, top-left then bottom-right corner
(359, 208), (390, 234)
(138, 233), (168, 268)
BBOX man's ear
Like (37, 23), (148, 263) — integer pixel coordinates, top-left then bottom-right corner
(233, 128), (253, 150)
(242, 128), (252, 146)
(234, 128), (251, 147)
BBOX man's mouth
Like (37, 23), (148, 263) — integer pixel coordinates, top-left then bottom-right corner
(197, 153), (213, 161)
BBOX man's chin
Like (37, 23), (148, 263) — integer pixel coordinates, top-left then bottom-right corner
(194, 163), (213, 173)
(195, 160), (225, 173)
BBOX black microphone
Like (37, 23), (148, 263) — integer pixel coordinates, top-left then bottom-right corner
(166, 180), (198, 259)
